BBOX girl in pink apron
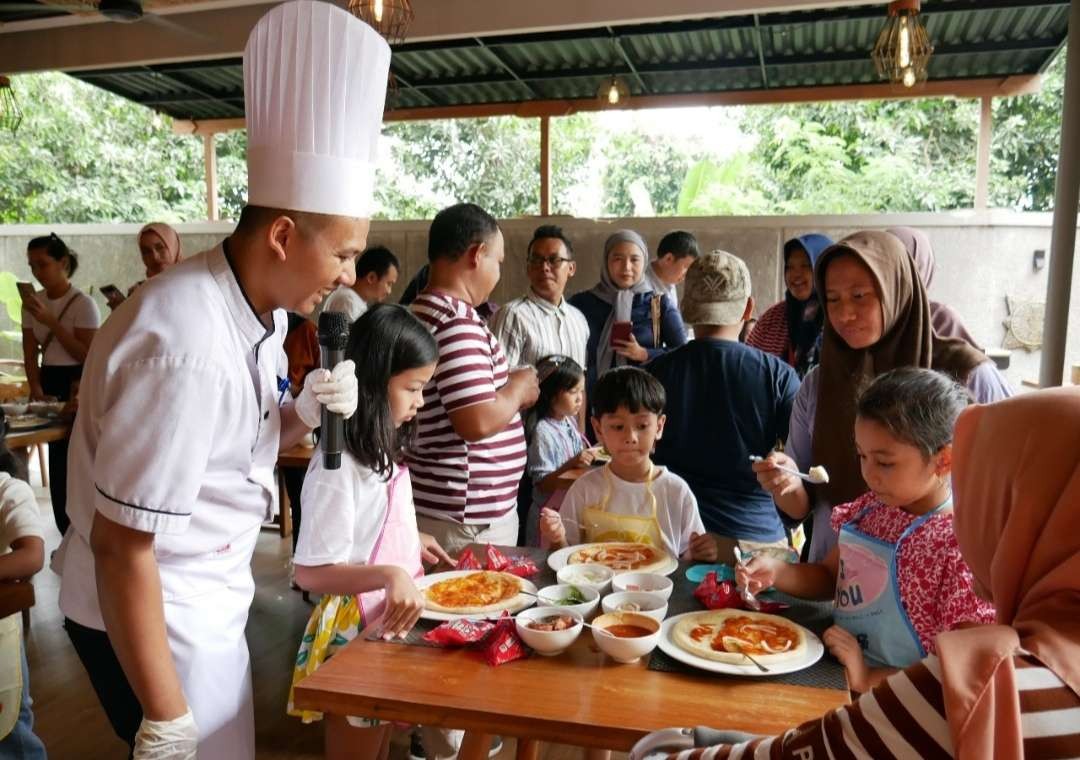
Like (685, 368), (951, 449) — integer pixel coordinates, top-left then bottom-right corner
(738, 368), (994, 693)
(524, 356), (594, 546)
(287, 304), (452, 759)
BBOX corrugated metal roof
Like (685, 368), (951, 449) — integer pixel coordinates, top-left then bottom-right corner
(66, 0), (1070, 121)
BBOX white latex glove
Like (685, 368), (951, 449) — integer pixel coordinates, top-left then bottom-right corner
(295, 360), (358, 429)
(133, 709), (198, 760)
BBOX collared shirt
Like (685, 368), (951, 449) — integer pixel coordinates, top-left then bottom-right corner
(59, 243), (288, 629)
(645, 264), (678, 306)
(323, 286), (368, 324)
(487, 289), (590, 369)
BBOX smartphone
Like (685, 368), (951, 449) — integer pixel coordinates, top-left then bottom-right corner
(101, 284), (124, 303)
(609, 320), (633, 347)
(16, 282), (36, 303)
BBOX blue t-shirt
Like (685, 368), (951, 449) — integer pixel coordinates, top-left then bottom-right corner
(647, 338), (800, 542)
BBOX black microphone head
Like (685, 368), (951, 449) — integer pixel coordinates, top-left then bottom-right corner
(318, 311), (350, 350)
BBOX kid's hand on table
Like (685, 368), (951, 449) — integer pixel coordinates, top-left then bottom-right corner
(380, 567), (425, 639)
(823, 625), (870, 693)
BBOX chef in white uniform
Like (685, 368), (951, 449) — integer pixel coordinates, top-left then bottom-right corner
(57, 3), (389, 758)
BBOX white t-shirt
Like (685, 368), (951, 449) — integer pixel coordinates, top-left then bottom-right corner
(21, 287), (101, 366)
(323, 287), (368, 325)
(0, 472), (42, 555)
(294, 453), (408, 567)
(559, 465), (705, 558)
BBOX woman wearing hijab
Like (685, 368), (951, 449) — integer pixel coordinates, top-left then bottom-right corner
(746, 233), (833, 378)
(888, 226), (982, 350)
(104, 222), (183, 309)
(634, 387), (1080, 759)
(569, 230), (687, 401)
(754, 231), (1011, 561)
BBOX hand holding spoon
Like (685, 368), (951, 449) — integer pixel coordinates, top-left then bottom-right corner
(748, 455), (829, 484)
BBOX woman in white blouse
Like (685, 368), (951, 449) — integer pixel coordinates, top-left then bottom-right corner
(20, 233), (101, 534)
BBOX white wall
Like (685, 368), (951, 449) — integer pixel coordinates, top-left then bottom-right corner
(1, 210), (1076, 386)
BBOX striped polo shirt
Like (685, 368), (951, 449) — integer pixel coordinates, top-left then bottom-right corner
(488, 289), (590, 369)
(407, 290), (527, 524)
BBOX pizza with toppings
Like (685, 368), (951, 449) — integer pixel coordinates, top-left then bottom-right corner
(566, 542), (670, 573)
(671, 610), (808, 665)
(423, 571), (524, 614)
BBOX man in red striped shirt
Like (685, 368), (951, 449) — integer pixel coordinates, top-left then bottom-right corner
(407, 203), (540, 555)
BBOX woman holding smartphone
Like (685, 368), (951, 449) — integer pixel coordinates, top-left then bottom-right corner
(21, 233), (101, 534)
(570, 230), (687, 415)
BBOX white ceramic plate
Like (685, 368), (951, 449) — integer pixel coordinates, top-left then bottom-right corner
(416, 570), (538, 622)
(657, 611), (824, 677)
(546, 543), (679, 577)
(7, 415), (52, 431)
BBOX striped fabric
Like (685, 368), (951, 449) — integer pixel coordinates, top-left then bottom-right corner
(746, 301), (790, 360)
(407, 291), (527, 524)
(488, 290), (590, 369)
(681, 653), (1080, 760)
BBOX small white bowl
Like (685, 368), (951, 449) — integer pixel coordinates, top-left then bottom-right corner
(536, 583), (600, 620)
(601, 591), (668, 623)
(610, 572), (674, 601)
(591, 612), (662, 664)
(28, 401), (64, 415)
(514, 607), (583, 656)
(1, 403), (28, 416)
(556, 563), (615, 595)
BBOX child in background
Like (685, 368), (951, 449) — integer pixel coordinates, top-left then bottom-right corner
(0, 408), (47, 758)
(287, 304), (453, 760)
(739, 368), (995, 692)
(525, 356), (594, 546)
(541, 366), (717, 561)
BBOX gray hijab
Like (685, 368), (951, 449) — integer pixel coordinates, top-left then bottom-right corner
(589, 229), (652, 373)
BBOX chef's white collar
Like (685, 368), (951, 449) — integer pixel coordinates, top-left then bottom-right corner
(211, 238), (275, 347)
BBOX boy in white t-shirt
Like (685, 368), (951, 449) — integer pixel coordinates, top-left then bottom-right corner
(541, 366), (717, 561)
(0, 410), (46, 757)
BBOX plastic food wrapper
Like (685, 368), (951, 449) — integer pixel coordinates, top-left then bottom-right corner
(503, 556), (539, 578)
(455, 547), (482, 570)
(484, 544), (511, 572)
(482, 615), (529, 666)
(422, 618), (495, 647)
(693, 572), (789, 613)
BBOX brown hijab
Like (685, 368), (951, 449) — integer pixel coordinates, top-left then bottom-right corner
(937, 388), (1080, 760)
(811, 230), (986, 504)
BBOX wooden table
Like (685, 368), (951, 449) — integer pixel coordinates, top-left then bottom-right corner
(294, 563), (850, 759)
(274, 443), (315, 538)
(6, 421), (71, 450)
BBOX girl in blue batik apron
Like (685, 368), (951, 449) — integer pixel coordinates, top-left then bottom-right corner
(737, 368), (996, 694)
(286, 304), (453, 760)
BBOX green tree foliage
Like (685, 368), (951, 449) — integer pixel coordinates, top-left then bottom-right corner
(600, 130), (689, 217)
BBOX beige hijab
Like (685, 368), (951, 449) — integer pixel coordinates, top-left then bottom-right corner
(937, 388), (1080, 760)
(138, 222), (183, 264)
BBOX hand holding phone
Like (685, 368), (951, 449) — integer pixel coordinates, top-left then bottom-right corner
(16, 281), (36, 303)
(101, 284), (125, 307)
(609, 320), (633, 347)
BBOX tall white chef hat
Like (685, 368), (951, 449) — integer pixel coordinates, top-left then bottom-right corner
(244, 0), (390, 219)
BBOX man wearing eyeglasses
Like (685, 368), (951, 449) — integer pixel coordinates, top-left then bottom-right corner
(489, 225), (590, 375)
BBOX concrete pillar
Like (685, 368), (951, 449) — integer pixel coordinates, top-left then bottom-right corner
(203, 133), (219, 221)
(974, 95), (992, 209)
(540, 115), (551, 216)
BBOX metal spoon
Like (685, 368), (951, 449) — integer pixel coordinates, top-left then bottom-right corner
(748, 455), (829, 484)
(732, 546), (762, 611)
(728, 641), (770, 673)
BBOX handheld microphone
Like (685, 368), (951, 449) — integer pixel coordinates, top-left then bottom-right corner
(317, 311), (350, 470)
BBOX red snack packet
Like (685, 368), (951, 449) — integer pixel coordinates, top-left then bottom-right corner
(422, 618), (495, 647)
(503, 556), (539, 578)
(455, 547), (482, 570)
(693, 571), (789, 612)
(481, 615), (529, 666)
(484, 544), (511, 572)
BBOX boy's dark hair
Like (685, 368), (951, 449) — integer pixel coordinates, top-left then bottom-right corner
(657, 230), (700, 261)
(427, 203), (500, 263)
(592, 366), (666, 418)
(343, 303), (438, 478)
(356, 245), (400, 279)
(526, 355), (585, 437)
(527, 225), (574, 259)
(27, 233), (78, 277)
(856, 367), (970, 459)
(0, 409), (27, 481)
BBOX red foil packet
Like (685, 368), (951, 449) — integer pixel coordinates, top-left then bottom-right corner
(455, 547), (482, 571)
(484, 544), (511, 572)
(422, 618), (495, 647)
(693, 571), (789, 613)
(481, 615), (529, 666)
(503, 556), (539, 578)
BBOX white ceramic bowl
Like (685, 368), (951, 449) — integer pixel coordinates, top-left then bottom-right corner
(1, 403), (28, 416)
(556, 563), (615, 595)
(610, 572), (674, 601)
(514, 607), (583, 656)
(27, 401), (64, 415)
(601, 591), (668, 623)
(536, 583), (600, 620)
(591, 612), (662, 664)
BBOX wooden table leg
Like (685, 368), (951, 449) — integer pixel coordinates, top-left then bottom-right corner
(515, 738), (540, 760)
(458, 732), (493, 760)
